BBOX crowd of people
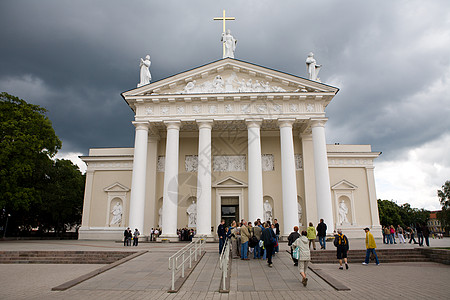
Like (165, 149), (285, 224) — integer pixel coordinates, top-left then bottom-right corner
(382, 224), (435, 247)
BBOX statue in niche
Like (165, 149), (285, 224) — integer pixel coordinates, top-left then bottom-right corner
(138, 54), (151, 87)
(221, 29), (237, 58)
(297, 202), (303, 226)
(186, 200), (197, 227)
(110, 201), (122, 226)
(263, 200), (273, 223)
(338, 200), (349, 225)
(306, 52), (321, 82)
(158, 206), (163, 227)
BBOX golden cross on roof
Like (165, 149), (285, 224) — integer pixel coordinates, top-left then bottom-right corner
(213, 9), (236, 57)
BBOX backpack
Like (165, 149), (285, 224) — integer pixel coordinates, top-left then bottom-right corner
(334, 234), (347, 247)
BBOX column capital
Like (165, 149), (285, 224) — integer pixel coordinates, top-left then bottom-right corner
(278, 118), (296, 128)
(164, 120), (181, 130)
(132, 121), (149, 130)
(310, 118), (328, 128)
(196, 119), (214, 129)
(245, 118), (263, 128)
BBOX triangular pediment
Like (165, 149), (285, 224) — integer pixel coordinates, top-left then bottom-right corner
(331, 180), (358, 190)
(104, 182), (130, 192)
(212, 176), (248, 188)
(122, 58), (338, 98)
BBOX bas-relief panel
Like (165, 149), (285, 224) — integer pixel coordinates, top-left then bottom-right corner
(185, 155), (198, 172)
(213, 155), (246, 172)
(157, 156), (165, 172)
(295, 154), (303, 170)
(262, 154), (274, 171)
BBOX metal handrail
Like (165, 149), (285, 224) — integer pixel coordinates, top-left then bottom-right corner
(219, 237), (231, 291)
(168, 235), (206, 291)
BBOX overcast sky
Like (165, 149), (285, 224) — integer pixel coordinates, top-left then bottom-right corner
(1, 0), (449, 210)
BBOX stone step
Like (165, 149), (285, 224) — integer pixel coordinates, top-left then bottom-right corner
(309, 248), (429, 263)
(0, 251), (136, 264)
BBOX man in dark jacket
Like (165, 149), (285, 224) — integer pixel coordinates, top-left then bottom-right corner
(261, 221), (276, 267)
(317, 219), (327, 249)
(218, 219), (226, 253)
(334, 229), (349, 269)
(287, 226), (301, 266)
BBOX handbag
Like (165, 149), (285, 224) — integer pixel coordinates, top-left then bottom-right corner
(259, 240), (264, 249)
(292, 247), (300, 260)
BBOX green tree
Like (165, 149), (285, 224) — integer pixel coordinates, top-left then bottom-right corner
(437, 180), (450, 234)
(377, 199), (402, 226)
(0, 92), (61, 214)
(378, 199), (429, 228)
(38, 159), (85, 233)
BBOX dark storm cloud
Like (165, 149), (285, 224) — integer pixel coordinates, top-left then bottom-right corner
(1, 0), (449, 162)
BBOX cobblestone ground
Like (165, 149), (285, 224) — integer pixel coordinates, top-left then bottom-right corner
(0, 238), (449, 299)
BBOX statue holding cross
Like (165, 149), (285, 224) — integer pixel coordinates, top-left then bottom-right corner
(214, 10), (237, 59)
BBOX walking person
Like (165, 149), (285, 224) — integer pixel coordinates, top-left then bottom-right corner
(334, 229), (349, 269)
(218, 219), (226, 254)
(240, 221), (250, 260)
(292, 230), (311, 286)
(362, 228), (380, 266)
(274, 219), (280, 253)
(307, 222), (317, 250)
(396, 225), (406, 244)
(407, 226), (418, 244)
(133, 228), (140, 246)
(261, 221), (276, 267)
(288, 226), (301, 266)
(317, 219), (327, 249)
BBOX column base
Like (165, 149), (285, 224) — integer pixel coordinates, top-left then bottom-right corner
(194, 234), (215, 242)
(156, 235), (180, 243)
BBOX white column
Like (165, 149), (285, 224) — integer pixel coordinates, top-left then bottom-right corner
(128, 121), (149, 232)
(279, 119), (298, 236)
(311, 118), (334, 234)
(246, 119), (264, 223)
(196, 120), (213, 236)
(161, 121), (181, 237)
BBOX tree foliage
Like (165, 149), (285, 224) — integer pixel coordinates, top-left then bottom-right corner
(437, 180), (450, 233)
(0, 93), (84, 236)
(377, 199), (429, 228)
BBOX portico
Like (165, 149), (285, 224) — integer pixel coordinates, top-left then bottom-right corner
(79, 58), (381, 240)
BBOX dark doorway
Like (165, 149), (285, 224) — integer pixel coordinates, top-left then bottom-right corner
(221, 196), (239, 228)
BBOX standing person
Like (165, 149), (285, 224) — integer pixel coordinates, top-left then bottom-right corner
(384, 226), (391, 244)
(292, 230), (311, 286)
(307, 222), (317, 250)
(382, 226), (387, 244)
(407, 226), (418, 244)
(288, 226), (301, 266)
(124, 227), (130, 246)
(218, 219), (226, 254)
(240, 221), (250, 260)
(261, 221), (276, 267)
(397, 225), (406, 244)
(333, 229), (349, 270)
(416, 224), (424, 246)
(253, 221), (262, 259)
(274, 219), (280, 253)
(133, 228), (140, 246)
(127, 228), (132, 246)
(317, 219), (327, 249)
(362, 228), (380, 266)
(422, 224), (430, 247)
(230, 221), (240, 259)
(390, 225), (397, 244)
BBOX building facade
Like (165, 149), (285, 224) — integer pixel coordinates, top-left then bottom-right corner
(79, 58), (382, 240)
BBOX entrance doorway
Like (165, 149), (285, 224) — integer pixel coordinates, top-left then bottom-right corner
(221, 196), (239, 228)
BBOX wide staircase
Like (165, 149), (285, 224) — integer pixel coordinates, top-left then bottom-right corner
(311, 248), (430, 263)
(0, 251), (137, 264)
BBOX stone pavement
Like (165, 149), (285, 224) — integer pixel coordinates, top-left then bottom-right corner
(0, 238), (449, 299)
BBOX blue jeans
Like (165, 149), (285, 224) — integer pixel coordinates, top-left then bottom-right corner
(275, 235), (279, 253)
(365, 248), (379, 264)
(253, 243), (261, 258)
(219, 237), (225, 254)
(388, 234), (393, 244)
(319, 236), (326, 249)
(241, 241), (249, 259)
(262, 247), (266, 260)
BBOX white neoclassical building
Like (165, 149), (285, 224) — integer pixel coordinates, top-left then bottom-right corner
(79, 58), (382, 240)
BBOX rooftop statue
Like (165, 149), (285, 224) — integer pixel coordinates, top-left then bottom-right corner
(138, 54), (151, 87)
(306, 52), (321, 82)
(222, 29), (237, 59)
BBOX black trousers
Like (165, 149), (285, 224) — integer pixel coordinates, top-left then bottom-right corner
(133, 238), (138, 246)
(265, 244), (274, 264)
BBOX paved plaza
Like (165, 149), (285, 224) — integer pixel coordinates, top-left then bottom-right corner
(0, 238), (449, 299)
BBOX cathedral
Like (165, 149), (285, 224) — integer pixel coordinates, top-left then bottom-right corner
(79, 43), (382, 240)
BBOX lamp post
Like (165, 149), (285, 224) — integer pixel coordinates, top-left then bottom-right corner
(3, 214), (10, 239)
